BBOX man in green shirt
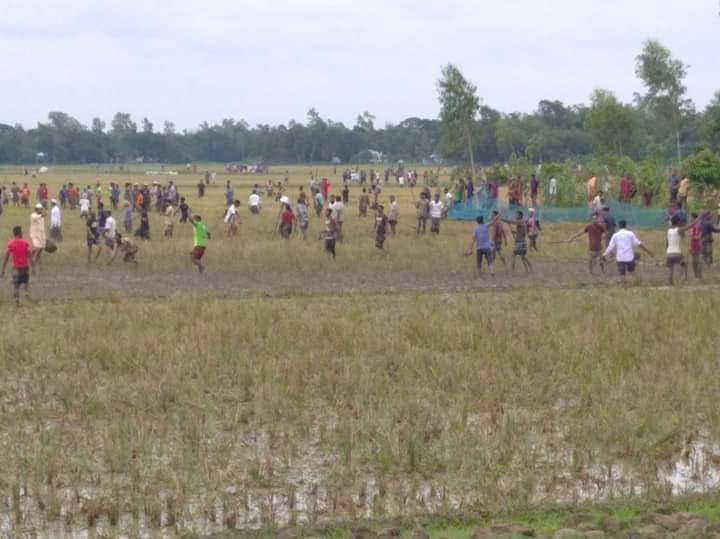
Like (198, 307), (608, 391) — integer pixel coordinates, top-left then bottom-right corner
(190, 215), (210, 273)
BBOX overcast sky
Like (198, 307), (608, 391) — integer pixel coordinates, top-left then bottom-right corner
(1, 0), (717, 131)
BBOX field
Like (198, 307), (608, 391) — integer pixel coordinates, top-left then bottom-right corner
(0, 164), (719, 538)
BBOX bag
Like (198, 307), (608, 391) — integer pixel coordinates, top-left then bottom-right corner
(45, 239), (57, 253)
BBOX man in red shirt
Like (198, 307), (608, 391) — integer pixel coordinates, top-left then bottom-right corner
(1, 226), (35, 305)
(279, 204), (295, 239)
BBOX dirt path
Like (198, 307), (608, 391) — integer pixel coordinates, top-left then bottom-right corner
(8, 257), (720, 303)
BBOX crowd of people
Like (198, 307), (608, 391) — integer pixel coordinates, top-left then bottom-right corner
(1, 170), (719, 306)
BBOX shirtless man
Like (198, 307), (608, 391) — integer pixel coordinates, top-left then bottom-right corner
(503, 210), (532, 272)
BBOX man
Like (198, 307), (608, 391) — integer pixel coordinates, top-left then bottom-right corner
(29, 204), (46, 265)
(526, 208), (541, 252)
(666, 215), (698, 285)
(668, 170), (680, 203)
(502, 210), (532, 273)
(548, 176), (558, 205)
(86, 211), (102, 263)
(279, 203), (295, 239)
(603, 220), (653, 284)
(104, 210), (118, 262)
(530, 174), (539, 207)
(296, 198), (309, 240)
(387, 195), (399, 235)
(491, 210), (508, 266)
(322, 207), (337, 260)
(123, 200), (133, 233)
(331, 196), (345, 242)
(1, 226), (35, 306)
(415, 192), (430, 234)
(248, 190), (262, 214)
(700, 211), (720, 266)
(358, 188), (370, 217)
(190, 215), (210, 273)
(443, 188), (453, 217)
(678, 176), (691, 208)
(429, 194), (444, 234)
(374, 204), (388, 250)
(601, 206), (616, 249)
(224, 200), (240, 236)
(562, 213), (607, 274)
(178, 197), (190, 224)
(467, 215), (494, 277)
(225, 181), (234, 207)
(49, 199), (62, 242)
(164, 203), (175, 238)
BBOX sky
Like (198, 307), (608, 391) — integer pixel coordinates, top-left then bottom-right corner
(0, 0), (717, 131)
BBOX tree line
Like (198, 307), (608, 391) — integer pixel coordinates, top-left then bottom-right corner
(1, 40), (719, 167)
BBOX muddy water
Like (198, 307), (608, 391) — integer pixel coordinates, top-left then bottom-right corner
(1, 428), (719, 538)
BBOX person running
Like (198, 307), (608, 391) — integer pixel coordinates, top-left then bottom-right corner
(526, 208), (541, 251)
(503, 210), (532, 273)
(322, 207), (337, 259)
(1, 226), (35, 306)
(603, 220), (653, 284)
(248, 190), (262, 214)
(224, 200), (239, 236)
(466, 215), (494, 277)
(429, 194), (443, 234)
(49, 199), (62, 242)
(86, 211), (102, 263)
(561, 213), (607, 274)
(416, 192), (429, 234)
(279, 203), (295, 239)
(189, 215), (210, 273)
(29, 204), (46, 266)
(489, 211), (508, 266)
(374, 204), (388, 250)
(314, 189), (324, 217)
(601, 206), (617, 249)
(387, 195), (399, 235)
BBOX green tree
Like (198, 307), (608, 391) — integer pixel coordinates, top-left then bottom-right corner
(701, 90), (720, 147)
(683, 148), (720, 187)
(635, 39), (690, 164)
(437, 64), (480, 179)
(585, 89), (636, 157)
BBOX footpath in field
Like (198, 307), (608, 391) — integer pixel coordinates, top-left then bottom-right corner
(8, 258), (720, 302)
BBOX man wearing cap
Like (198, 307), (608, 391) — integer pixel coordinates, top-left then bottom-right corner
(30, 204), (46, 265)
(50, 199), (62, 242)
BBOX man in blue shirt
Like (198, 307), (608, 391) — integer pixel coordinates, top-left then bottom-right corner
(467, 215), (494, 277)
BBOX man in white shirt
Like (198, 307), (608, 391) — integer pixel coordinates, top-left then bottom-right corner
(603, 220), (652, 283)
(549, 177), (558, 204)
(50, 199), (62, 242)
(248, 190), (262, 214)
(104, 211), (117, 248)
(331, 196), (346, 241)
(429, 193), (444, 234)
(224, 200), (240, 235)
(79, 195), (90, 219)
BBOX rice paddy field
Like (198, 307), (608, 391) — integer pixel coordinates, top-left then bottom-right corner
(0, 164), (719, 538)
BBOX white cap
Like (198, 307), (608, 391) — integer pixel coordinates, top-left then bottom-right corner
(35, 203), (43, 209)
(280, 195), (289, 205)
(51, 199), (57, 204)
(528, 208), (535, 213)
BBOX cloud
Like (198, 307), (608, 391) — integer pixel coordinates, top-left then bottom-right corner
(0, 0), (716, 130)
